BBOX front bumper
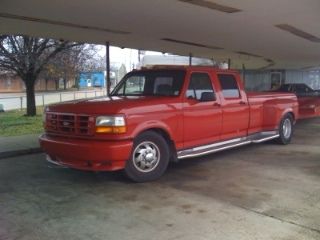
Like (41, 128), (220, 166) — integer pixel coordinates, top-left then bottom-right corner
(39, 134), (133, 171)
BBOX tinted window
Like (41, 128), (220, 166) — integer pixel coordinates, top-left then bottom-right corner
(296, 85), (310, 93)
(123, 76), (146, 95)
(218, 74), (240, 98)
(278, 84), (290, 91)
(186, 73), (215, 100)
(112, 70), (185, 96)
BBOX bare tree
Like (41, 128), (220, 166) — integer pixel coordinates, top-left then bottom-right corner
(0, 35), (82, 116)
(41, 44), (104, 90)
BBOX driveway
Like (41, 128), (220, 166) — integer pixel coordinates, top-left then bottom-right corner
(0, 118), (319, 240)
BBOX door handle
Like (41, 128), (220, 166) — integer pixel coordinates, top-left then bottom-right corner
(213, 103), (221, 107)
(239, 101), (246, 105)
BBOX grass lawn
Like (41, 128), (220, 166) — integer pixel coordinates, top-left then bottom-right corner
(0, 107), (44, 136)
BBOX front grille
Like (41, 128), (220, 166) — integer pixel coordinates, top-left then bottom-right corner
(46, 113), (93, 135)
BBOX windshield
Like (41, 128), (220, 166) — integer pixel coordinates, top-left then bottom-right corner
(111, 70), (186, 96)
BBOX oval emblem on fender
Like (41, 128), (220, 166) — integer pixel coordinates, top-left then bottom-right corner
(62, 121), (70, 126)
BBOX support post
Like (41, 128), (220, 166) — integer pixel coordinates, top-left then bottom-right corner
(106, 41), (111, 96)
(228, 58), (231, 70)
(138, 50), (141, 62)
(242, 63), (246, 87)
(189, 53), (193, 66)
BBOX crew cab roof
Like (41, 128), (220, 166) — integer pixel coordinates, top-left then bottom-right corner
(138, 65), (239, 73)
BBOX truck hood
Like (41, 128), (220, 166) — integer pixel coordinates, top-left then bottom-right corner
(46, 96), (181, 115)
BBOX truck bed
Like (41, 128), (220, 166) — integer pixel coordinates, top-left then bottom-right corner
(246, 91), (297, 101)
(246, 91), (298, 133)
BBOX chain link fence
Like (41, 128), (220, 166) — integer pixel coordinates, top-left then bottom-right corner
(0, 89), (107, 111)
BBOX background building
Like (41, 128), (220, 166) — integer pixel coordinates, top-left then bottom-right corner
(0, 73), (61, 93)
(244, 70), (320, 91)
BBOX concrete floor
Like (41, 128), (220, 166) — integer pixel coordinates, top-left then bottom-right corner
(1, 118), (320, 240)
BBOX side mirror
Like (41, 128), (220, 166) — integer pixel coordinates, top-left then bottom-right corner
(200, 92), (216, 102)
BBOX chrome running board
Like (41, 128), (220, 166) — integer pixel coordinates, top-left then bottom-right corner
(177, 131), (279, 159)
(250, 131), (280, 143)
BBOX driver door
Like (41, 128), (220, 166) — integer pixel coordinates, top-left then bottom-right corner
(183, 72), (222, 149)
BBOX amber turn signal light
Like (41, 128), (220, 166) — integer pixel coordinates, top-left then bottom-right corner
(96, 126), (126, 134)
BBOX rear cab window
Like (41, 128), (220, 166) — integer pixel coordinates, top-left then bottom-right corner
(186, 72), (216, 101)
(217, 74), (240, 99)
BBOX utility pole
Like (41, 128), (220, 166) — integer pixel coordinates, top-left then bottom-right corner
(138, 50), (141, 62)
(106, 41), (111, 96)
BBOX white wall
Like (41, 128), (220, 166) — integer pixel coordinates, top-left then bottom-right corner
(285, 70), (320, 90)
(244, 71), (271, 91)
(244, 69), (320, 91)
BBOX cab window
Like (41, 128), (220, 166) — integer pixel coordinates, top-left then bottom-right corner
(218, 74), (240, 98)
(112, 70), (185, 96)
(186, 73), (215, 101)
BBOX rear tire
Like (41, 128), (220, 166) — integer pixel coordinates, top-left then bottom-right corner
(124, 131), (170, 182)
(277, 114), (294, 145)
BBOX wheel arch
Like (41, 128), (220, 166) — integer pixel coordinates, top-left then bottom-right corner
(287, 111), (295, 121)
(281, 109), (296, 123)
(134, 127), (178, 162)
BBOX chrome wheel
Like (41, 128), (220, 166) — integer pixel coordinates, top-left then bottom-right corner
(283, 118), (292, 139)
(132, 141), (160, 173)
(125, 131), (170, 182)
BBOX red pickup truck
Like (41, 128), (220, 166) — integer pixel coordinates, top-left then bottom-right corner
(40, 66), (298, 182)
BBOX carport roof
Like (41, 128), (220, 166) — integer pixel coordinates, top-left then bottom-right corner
(1, 0), (320, 69)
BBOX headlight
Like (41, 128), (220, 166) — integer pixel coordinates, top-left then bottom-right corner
(95, 116), (126, 134)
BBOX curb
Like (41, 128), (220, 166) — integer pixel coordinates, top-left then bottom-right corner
(0, 148), (43, 159)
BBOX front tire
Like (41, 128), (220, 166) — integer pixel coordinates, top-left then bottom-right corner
(277, 114), (294, 145)
(125, 131), (170, 182)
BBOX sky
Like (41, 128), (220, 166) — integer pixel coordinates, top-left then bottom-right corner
(97, 45), (217, 72)
(97, 45), (162, 71)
